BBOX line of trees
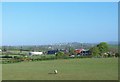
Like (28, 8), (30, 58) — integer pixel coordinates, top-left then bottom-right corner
(1, 42), (119, 64)
(89, 42), (119, 57)
(56, 42), (119, 58)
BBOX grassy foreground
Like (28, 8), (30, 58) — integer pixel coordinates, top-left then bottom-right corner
(2, 58), (118, 80)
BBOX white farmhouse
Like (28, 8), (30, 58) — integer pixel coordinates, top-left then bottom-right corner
(0, 49), (2, 52)
(29, 52), (43, 56)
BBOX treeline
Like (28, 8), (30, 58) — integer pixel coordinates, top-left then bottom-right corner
(1, 42), (96, 51)
(2, 55), (57, 64)
(1, 42), (119, 64)
(89, 42), (119, 57)
(55, 42), (119, 58)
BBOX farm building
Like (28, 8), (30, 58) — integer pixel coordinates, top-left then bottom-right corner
(0, 49), (2, 52)
(75, 48), (90, 56)
(59, 49), (68, 53)
(80, 50), (91, 56)
(75, 48), (85, 54)
(29, 52), (43, 56)
(47, 49), (68, 55)
(47, 50), (59, 54)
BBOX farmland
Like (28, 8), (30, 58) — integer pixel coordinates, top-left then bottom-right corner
(2, 58), (118, 80)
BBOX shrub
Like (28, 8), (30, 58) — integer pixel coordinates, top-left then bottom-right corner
(56, 51), (65, 59)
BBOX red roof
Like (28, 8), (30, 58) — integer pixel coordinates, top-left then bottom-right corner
(75, 48), (84, 54)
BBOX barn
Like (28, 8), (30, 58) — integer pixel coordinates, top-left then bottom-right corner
(75, 48), (90, 56)
(47, 50), (58, 55)
(75, 48), (84, 54)
(29, 52), (43, 56)
(80, 50), (91, 56)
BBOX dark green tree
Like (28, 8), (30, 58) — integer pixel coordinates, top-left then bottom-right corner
(69, 47), (76, 55)
(89, 46), (100, 57)
(3, 46), (7, 52)
(115, 53), (119, 57)
(56, 51), (65, 59)
(97, 42), (109, 56)
(20, 46), (23, 53)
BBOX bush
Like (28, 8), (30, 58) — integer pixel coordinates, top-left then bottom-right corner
(2, 55), (12, 58)
(56, 51), (65, 59)
(115, 53), (119, 57)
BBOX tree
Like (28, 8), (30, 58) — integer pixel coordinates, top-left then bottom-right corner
(69, 47), (76, 55)
(97, 42), (109, 56)
(56, 51), (65, 59)
(3, 47), (7, 52)
(115, 53), (119, 57)
(20, 46), (23, 53)
(89, 46), (100, 57)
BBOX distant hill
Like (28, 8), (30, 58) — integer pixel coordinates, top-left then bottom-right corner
(1, 41), (118, 51)
(107, 41), (118, 45)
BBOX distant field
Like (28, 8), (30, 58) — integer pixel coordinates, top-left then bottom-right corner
(2, 58), (118, 80)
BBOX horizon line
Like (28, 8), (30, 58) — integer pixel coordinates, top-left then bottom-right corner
(1, 41), (118, 46)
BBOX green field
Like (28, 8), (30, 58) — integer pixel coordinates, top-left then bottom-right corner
(2, 58), (118, 80)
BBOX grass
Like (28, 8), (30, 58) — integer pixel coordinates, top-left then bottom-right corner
(2, 58), (118, 80)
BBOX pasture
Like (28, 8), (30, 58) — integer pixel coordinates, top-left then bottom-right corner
(2, 58), (118, 80)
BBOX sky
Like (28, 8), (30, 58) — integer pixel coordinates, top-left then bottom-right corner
(0, 3), (2, 46)
(2, 2), (118, 45)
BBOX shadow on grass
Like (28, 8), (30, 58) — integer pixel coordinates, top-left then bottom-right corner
(48, 72), (56, 74)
